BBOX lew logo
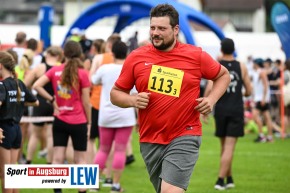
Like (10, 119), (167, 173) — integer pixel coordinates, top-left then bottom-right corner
(5, 164), (99, 189)
(70, 167), (98, 186)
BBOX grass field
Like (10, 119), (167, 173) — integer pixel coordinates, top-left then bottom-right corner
(9, 117), (290, 193)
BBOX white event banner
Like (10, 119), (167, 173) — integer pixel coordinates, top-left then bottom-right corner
(5, 164), (99, 189)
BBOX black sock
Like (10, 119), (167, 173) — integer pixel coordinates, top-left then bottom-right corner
(53, 188), (62, 193)
(227, 176), (234, 184)
(78, 191), (86, 193)
(216, 177), (224, 185)
(26, 160), (31, 164)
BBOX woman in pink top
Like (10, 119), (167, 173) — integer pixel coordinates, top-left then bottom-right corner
(33, 41), (91, 193)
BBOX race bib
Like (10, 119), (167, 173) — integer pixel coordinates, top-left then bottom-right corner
(148, 65), (184, 97)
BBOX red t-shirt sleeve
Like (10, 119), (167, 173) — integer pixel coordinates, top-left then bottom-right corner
(79, 70), (91, 88)
(200, 51), (221, 79)
(45, 66), (54, 81)
(115, 54), (135, 91)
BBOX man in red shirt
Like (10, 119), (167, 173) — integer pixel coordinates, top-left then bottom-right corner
(110, 3), (230, 193)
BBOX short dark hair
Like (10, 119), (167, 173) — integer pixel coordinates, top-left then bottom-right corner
(112, 41), (128, 59)
(275, 59), (281, 65)
(150, 4), (179, 27)
(221, 38), (235, 54)
(265, 58), (272, 64)
(27, 38), (38, 51)
(15, 31), (27, 45)
(254, 58), (264, 68)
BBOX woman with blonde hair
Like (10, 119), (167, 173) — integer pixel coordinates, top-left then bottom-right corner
(15, 49), (34, 81)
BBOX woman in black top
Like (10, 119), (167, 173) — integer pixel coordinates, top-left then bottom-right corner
(0, 51), (38, 193)
(24, 46), (63, 165)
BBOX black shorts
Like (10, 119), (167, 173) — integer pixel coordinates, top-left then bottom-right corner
(255, 102), (270, 112)
(90, 107), (100, 139)
(214, 114), (244, 137)
(0, 121), (22, 149)
(52, 117), (87, 151)
(32, 95), (54, 126)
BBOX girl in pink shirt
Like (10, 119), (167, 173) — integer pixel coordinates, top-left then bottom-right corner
(33, 41), (91, 193)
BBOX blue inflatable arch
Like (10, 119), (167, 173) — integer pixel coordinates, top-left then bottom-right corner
(62, 0), (225, 46)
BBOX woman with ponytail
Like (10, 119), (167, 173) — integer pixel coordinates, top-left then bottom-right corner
(0, 51), (38, 193)
(15, 49), (34, 81)
(33, 41), (91, 193)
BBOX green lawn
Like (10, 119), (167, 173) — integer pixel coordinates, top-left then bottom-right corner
(5, 117), (290, 193)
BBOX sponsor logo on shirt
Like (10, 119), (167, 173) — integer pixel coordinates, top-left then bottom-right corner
(145, 62), (154, 66)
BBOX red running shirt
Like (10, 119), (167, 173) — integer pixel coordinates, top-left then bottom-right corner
(115, 42), (221, 144)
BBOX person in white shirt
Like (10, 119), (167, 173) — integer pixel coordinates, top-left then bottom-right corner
(252, 58), (273, 142)
(91, 40), (136, 193)
(12, 31), (27, 64)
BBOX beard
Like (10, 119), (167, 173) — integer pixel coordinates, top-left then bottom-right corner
(151, 35), (175, 51)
